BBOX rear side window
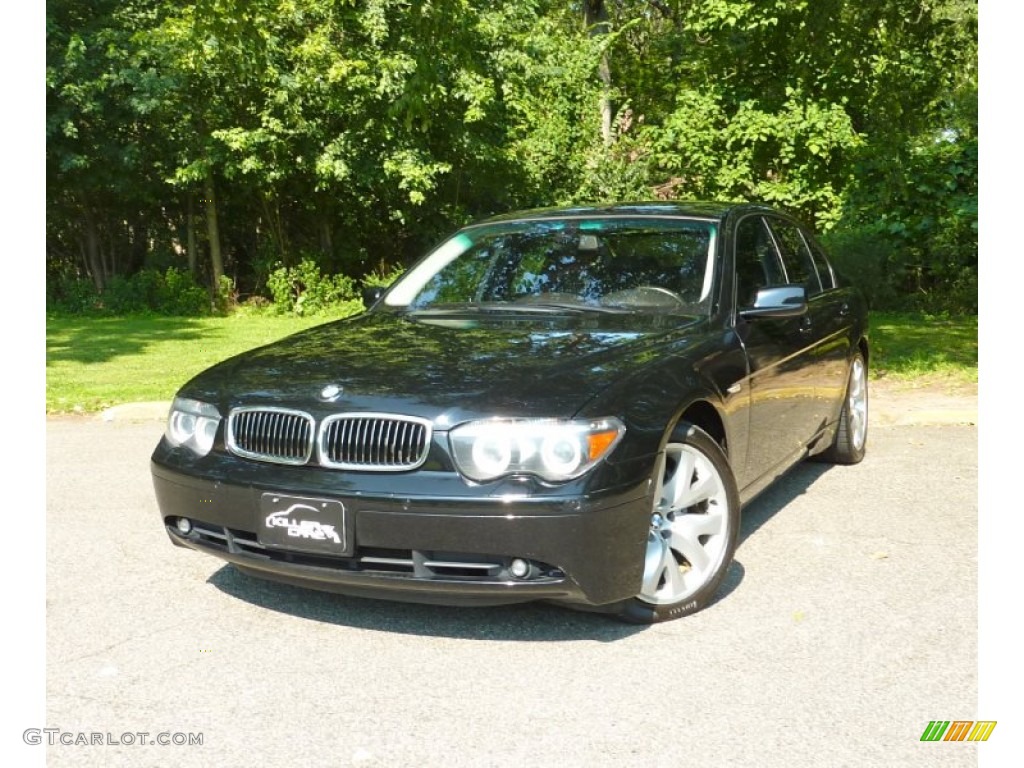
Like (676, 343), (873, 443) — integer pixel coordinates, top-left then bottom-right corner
(767, 218), (822, 295)
(734, 216), (785, 307)
(804, 235), (836, 290)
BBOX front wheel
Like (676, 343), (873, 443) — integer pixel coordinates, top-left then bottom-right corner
(613, 423), (740, 624)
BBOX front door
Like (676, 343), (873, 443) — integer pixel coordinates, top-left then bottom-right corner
(732, 214), (827, 489)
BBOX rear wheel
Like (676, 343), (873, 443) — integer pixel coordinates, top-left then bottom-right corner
(816, 352), (868, 465)
(614, 423), (740, 624)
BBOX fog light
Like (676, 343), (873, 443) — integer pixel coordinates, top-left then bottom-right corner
(510, 558), (529, 578)
(176, 517), (192, 534)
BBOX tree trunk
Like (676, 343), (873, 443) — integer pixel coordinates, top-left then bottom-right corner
(186, 192), (198, 275)
(129, 214), (147, 274)
(319, 217), (333, 261)
(204, 169), (224, 287)
(260, 193), (288, 265)
(598, 54), (613, 145)
(105, 231), (115, 279)
(83, 209), (105, 291)
(584, 1), (613, 146)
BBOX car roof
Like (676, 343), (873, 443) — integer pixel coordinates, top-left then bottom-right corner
(473, 201), (777, 226)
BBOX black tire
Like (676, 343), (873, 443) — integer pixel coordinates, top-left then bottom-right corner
(612, 423), (741, 624)
(816, 352), (868, 465)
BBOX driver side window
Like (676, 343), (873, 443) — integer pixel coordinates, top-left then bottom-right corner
(734, 216), (785, 308)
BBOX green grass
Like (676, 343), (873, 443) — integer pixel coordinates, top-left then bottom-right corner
(46, 313), (330, 413)
(869, 312), (978, 385)
(45, 311), (979, 413)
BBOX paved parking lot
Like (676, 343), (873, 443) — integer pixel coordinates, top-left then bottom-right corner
(43, 417), (979, 767)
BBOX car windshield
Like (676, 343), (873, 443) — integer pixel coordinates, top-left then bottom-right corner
(384, 217), (718, 315)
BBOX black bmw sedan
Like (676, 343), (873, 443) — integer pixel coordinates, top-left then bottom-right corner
(151, 202), (868, 623)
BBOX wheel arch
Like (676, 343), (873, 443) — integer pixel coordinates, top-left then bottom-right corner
(675, 399), (728, 456)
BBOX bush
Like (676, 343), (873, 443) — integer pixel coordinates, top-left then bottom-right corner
(164, 268), (214, 315)
(361, 264), (406, 291)
(266, 257), (361, 316)
(47, 274), (102, 314)
(822, 214), (977, 316)
(834, 133), (977, 316)
(212, 274), (237, 316)
(47, 267), (214, 316)
(100, 270), (154, 313)
(820, 225), (900, 311)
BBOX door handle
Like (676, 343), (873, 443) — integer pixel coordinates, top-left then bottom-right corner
(799, 317), (814, 333)
(839, 303), (850, 317)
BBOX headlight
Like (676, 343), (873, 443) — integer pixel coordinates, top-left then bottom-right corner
(165, 397), (221, 457)
(449, 418), (624, 483)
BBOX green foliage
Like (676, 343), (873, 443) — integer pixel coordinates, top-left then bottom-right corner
(834, 131), (977, 314)
(362, 264), (407, 291)
(213, 274), (237, 316)
(49, 267), (212, 316)
(120, 268), (209, 315)
(820, 223), (899, 310)
(266, 257), (362, 316)
(47, 0), (977, 316)
(48, 274), (102, 314)
(645, 90), (859, 226)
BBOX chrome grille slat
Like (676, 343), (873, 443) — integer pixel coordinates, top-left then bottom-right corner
(227, 407), (315, 465)
(319, 413), (432, 471)
(393, 421), (403, 463)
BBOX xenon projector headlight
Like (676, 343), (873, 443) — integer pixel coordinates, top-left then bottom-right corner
(165, 397), (221, 457)
(449, 418), (624, 483)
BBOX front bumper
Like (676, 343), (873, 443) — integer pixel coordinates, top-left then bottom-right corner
(152, 460), (653, 608)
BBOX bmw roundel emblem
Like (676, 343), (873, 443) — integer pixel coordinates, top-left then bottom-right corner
(319, 384), (343, 401)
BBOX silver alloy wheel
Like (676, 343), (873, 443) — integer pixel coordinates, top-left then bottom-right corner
(638, 442), (731, 605)
(848, 356), (868, 451)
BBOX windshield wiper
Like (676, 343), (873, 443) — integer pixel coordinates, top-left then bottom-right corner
(402, 301), (637, 317)
(403, 302), (582, 315)
(513, 301), (635, 315)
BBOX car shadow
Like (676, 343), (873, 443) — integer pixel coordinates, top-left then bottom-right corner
(738, 460), (834, 546)
(202, 459), (828, 639)
(705, 559), (745, 610)
(207, 565), (648, 642)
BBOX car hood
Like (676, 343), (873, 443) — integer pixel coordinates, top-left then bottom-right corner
(181, 309), (702, 422)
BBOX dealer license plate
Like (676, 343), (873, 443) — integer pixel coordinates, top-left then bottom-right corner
(257, 493), (348, 556)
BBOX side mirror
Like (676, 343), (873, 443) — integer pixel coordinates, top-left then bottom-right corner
(361, 286), (384, 309)
(739, 285), (808, 319)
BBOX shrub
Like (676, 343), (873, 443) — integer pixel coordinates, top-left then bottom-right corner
(820, 225), (900, 311)
(48, 267), (213, 316)
(101, 273), (151, 314)
(47, 274), (102, 314)
(164, 268), (214, 315)
(212, 274), (237, 316)
(266, 257), (360, 316)
(361, 264), (406, 291)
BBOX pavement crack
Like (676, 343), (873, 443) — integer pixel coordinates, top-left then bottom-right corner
(57, 621), (186, 665)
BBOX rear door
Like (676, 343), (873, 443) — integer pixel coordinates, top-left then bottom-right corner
(801, 230), (856, 423)
(765, 216), (850, 432)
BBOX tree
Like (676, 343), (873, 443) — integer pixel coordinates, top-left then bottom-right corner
(46, 0), (977, 313)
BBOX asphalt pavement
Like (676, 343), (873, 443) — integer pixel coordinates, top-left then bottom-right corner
(43, 410), (980, 767)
